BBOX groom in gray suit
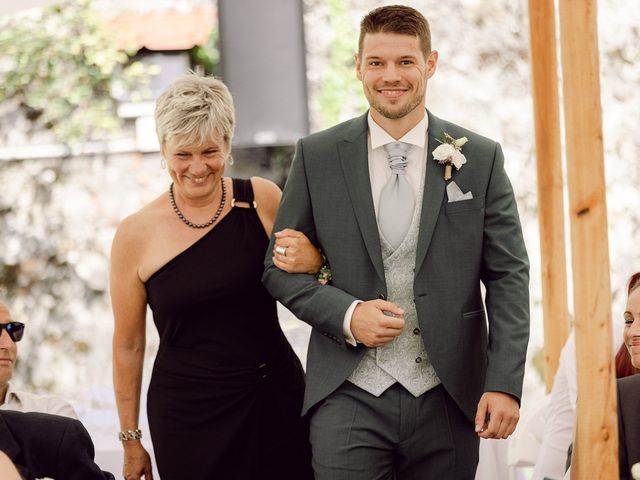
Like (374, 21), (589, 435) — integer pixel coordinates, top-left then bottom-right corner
(263, 5), (529, 479)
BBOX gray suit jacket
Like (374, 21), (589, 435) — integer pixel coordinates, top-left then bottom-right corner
(263, 111), (530, 421)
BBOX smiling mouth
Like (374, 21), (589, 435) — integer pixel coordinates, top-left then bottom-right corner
(628, 344), (640, 352)
(188, 174), (211, 184)
(378, 89), (407, 98)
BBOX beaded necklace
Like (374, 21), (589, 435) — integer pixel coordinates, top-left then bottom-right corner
(169, 179), (226, 229)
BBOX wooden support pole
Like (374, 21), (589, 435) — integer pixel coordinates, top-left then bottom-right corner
(527, 0), (570, 393)
(558, 0), (618, 478)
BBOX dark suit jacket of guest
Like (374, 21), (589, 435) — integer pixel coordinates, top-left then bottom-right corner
(0, 410), (115, 480)
(263, 110), (530, 421)
(618, 374), (640, 479)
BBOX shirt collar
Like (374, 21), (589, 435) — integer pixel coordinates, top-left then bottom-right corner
(3, 382), (21, 406)
(368, 111), (429, 150)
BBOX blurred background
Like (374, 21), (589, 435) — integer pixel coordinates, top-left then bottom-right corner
(0, 0), (639, 476)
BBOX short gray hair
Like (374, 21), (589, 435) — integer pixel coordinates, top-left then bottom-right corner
(154, 73), (236, 153)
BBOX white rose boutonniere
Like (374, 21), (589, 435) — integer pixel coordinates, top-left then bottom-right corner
(433, 132), (468, 180)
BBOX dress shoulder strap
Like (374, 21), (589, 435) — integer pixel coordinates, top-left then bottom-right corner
(231, 178), (256, 209)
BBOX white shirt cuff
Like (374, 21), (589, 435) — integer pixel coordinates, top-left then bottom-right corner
(343, 300), (362, 346)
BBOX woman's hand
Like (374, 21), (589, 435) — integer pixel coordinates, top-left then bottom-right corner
(273, 229), (324, 274)
(123, 442), (154, 480)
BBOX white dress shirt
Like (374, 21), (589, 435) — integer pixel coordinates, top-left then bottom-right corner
(531, 332), (577, 480)
(342, 112), (429, 345)
(0, 381), (78, 419)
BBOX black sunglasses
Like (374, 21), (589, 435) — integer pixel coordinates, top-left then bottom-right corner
(0, 322), (25, 342)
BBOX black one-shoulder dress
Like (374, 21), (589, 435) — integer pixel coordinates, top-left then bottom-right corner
(145, 178), (312, 480)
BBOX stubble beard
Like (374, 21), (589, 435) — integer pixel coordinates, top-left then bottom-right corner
(369, 89), (424, 120)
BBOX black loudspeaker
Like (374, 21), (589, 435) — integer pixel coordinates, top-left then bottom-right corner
(218, 0), (309, 148)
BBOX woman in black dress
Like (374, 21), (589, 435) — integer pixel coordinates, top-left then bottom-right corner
(111, 73), (321, 480)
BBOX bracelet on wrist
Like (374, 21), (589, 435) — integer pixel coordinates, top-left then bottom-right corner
(118, 429), (143, 441)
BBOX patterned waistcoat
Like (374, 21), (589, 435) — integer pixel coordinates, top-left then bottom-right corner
(348, 160), (441, 397)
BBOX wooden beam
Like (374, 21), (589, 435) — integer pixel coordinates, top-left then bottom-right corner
(558, 0), (618, 478)
(527, 0), (570, 393)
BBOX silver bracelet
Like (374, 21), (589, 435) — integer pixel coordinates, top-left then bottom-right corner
(118, 429), (143, 441)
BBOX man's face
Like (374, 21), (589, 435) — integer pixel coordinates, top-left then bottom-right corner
(0, 303), (17, 386)
(356, 32), (437, 123)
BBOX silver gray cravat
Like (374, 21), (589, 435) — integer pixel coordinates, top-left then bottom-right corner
(378, 141), (414, 249)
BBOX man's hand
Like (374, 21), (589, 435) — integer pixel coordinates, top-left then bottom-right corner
(351, 299), (404, 347)
(474, 391), (520, 439)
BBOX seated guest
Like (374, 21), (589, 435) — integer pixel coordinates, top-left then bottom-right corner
(0, 300), (77, 418)
(534, 279), (640, 480)
(0, 409), (115, 480)
(619, 272), (640, 479)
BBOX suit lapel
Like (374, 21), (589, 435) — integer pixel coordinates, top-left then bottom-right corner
(415, 111), (447, 275)
(338, 113), (386, 285)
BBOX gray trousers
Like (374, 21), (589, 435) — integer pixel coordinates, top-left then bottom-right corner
(310, 382), (479, 480)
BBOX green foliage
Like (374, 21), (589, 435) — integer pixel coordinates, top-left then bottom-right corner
(0, 0), (153, 144)
(191, 27), (220, 76)
(317, 0), (367, 128)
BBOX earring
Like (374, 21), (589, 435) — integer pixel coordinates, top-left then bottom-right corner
(160, 158), (166, 169)
(226, 155), (234, 166)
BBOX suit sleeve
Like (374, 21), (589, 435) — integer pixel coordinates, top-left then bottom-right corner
(58, 418), (115, 480)
(263, 139), (357, 346)
(480, 143), (530, 400)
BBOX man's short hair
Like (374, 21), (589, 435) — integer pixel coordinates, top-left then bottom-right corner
(358, 5), (431, 59)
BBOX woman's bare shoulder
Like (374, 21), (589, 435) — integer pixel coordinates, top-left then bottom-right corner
(113, 194), (168, 250)
(250, 176), (281, 209)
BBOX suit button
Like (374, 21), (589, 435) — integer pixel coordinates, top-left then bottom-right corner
(415, 357), (422, 363)
(413, 328), (420, 335)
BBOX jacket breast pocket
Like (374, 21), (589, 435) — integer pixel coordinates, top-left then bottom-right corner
(462, 308), (485, 319)
(444, 194), (485, 215)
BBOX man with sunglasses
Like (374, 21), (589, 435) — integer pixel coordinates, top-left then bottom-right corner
(0, 301), (115, 479)
(0, 301), (76, 418)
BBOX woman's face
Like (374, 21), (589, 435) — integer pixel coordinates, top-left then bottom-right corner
(164, 132), (228, 200)
(623, 286), (640, 369)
